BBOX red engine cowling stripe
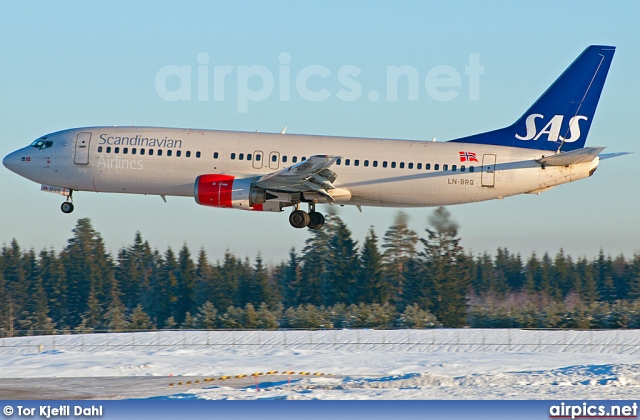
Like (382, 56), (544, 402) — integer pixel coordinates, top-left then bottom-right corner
(197, 174), (235, 207)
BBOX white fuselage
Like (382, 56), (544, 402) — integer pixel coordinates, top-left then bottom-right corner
(4, 126), (599, 209)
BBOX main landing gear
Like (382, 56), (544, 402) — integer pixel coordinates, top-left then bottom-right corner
(289, 203), (325, 230)
(61, 190), (74, 214)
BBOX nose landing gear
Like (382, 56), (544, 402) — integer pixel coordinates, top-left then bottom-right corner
(289, 203), (325, 230)
(61, 190), (74, 214)
(61, 202), (74, 213)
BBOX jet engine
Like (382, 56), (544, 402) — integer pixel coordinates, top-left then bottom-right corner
(194, 174), (282, 212)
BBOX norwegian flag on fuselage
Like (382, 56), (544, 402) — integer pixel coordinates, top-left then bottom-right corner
(459, 151), (478, 162)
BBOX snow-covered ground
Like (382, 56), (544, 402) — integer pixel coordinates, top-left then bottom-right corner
(1, 329), (639, 399)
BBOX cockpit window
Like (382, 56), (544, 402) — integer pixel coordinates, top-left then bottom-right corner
(30, 139), (53, 150)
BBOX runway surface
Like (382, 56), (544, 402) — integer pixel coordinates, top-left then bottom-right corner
(0, 375), (311, 400)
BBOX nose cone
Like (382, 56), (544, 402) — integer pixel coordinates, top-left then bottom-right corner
(3, 150), (20, 174)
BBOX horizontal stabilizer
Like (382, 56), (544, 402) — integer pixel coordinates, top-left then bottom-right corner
(599, 152), (631, 160)
(535, 146), (605, 167)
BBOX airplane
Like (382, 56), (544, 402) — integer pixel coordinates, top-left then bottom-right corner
(3, 45), (626, 230)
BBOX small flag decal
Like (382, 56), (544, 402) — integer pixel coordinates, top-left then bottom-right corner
(459, 151), (478, 162)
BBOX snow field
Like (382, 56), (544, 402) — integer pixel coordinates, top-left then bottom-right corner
(2, 329), (640, 355)
(1, 329), (639, 399)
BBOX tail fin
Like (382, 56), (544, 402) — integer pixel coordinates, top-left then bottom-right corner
(450, 45), (615, 152)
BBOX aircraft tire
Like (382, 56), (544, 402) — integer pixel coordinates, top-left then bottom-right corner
(61, 202), (74, 214)
(307, 212), (325, 230)
(289, 210), (310, 228)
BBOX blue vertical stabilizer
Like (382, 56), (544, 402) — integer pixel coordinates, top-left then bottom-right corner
(450, 45), (615, 151)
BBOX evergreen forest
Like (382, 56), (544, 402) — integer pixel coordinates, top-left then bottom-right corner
(2, 207), (640, 336)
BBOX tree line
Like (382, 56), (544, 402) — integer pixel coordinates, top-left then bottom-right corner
(1, 208), (639, 336)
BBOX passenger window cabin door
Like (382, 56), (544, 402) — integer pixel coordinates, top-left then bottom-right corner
(252, 150), (264, 169)
(481, 154), (496, 187)
(269, 151), (280, 170)
(74, 132), (92, 165)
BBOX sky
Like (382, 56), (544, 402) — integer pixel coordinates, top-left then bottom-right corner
(1, 1), (639, 264)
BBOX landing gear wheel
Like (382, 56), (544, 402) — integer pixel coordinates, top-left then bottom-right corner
(307, 211), (325, 230)
(61, 202), (74, 214)
(289, 209), (310, 228)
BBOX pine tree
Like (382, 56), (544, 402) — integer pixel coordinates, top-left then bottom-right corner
(381, 212), (419, 310)
(194, 249), (214, 308)
(82, 287), (103, 330)
(257, 302), (279, 329)
(62, 219), (114, 328)
(629, 254), (640, 300)
(400, 304), (441, 328)
(358, 228), (386, 304)
(344, 303), (395, 329)
(103, 277), (127, 332)
(234, 258), (253, 307)
(523, 253), (540, 294)
(251, 254), (274, 306)
(145, 249), (167, 326)
(2, 240), (28, 335)
(219, 306), (244, 329)
(300, 225), (330, 306)
(163, 316), (177, 330)
(288, 304), (330, 329)
(611, 255), (628, 301)
(491, 248), (511, 296)
(539, 253), (554, 298)
(420, 207), (470, 327)
(0, 270), (7, 333)
(278, 248), (301, 307)
(196, 301), (218, 329)
(581, 264), (599, 304)
(216, 251), (241, 309)
(473, 252), (495, 295)
(402, 257), (429, 307)
(177, 244), (197, 320)
(595, 250), (616, 302)
(39, 249), (68, 328)
(343, 303), (371, 328)
(552, 249), (572, 298)
(22, 273), (56, 335)
(321, 215), (359, 305)
(180, 311), (197, 329)
(128, 304), (152, 330)
(161, 248), (180, 322)
(116, 232), (156, 312)
(244, 303), (259, 329)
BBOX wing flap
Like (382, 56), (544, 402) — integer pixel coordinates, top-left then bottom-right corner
(255, 154), (341, 193)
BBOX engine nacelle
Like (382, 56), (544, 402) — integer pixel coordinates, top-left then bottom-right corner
(194, 174), (282, 212)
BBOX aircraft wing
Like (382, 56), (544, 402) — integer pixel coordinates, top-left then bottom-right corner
(254, 154), (341, 199)
(535, 146), (606, 166)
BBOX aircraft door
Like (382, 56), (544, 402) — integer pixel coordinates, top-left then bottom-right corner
(481, 154), (496, 187)
(74, 132), (92, 165)
(269, 151), (280, 170)
(252, 150), (264, 169)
